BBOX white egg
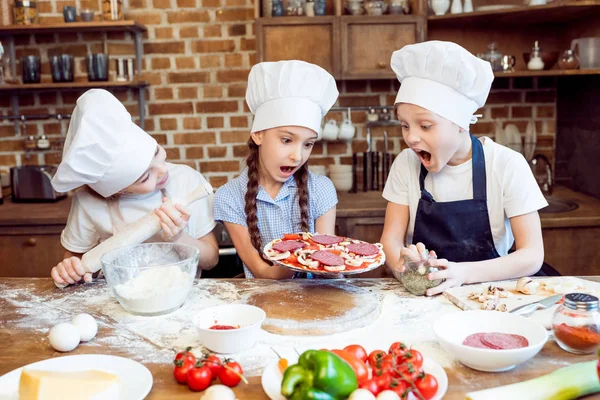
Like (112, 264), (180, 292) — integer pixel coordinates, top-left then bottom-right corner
(349, 389), (377, 400)
(376, 390), (401, 400)
(48, 323), (80, 352)
(201, 384), (236, 400)
(71, 313), (98, 342)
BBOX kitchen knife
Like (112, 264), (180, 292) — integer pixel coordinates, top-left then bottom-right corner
(351, 152), (357, 193)
(382, 130), (389, 184)
(509, 294), (563, 316)
(364, 128), (371, 192)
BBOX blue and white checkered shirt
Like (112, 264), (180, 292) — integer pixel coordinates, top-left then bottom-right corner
(214, 168), (338, 278)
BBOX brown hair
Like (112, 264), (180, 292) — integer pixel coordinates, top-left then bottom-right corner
(245, 137), (310, 252)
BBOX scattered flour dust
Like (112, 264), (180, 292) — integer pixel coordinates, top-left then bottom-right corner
(113, 266), (193, 315)
(2, 279), (460, 378)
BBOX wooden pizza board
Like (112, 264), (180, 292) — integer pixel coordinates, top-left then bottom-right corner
(443, 277), (600, 329)
(241, 281), (380, 336)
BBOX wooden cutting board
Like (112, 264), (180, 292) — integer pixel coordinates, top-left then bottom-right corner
(444, 277), (600, 329)
(241, 281), (380, 336)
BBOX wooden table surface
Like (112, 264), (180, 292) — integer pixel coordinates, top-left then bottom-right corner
(1, 278), (599, 399)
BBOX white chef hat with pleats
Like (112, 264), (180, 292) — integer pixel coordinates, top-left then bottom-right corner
(51, 89), (157, 197)
(391, 40), (494, 130)
(245, 60), (339, 138)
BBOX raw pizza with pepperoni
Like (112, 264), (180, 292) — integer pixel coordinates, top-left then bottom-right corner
(263, 233), (385, 275)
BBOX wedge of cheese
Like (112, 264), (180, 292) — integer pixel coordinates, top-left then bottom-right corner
(19, 369), (119, 400)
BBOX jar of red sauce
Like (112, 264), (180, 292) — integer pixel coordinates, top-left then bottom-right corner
(552, 293), (600, 354)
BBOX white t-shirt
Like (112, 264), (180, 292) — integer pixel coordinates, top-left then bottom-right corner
(61, 163), (216, 253)
(382, 136), (548, 256)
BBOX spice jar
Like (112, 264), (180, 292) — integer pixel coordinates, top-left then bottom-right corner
(552, 293), (600, 354)
(13, 1), (39, 25)
(102, 0), (124, 20)
(400, 252), (443, 296)
(558, 49), (579, 70)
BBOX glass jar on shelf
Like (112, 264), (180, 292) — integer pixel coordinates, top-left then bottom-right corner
(558, 49), (579, 70)
(102, 0), (124, 20)
(13, 1), (39, 25)
(477, 42), (503, 72)
(552, 293), (600, 355)
(286, 0), (306, 15)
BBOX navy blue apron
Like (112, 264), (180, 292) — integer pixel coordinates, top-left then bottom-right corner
(412, 134), (500, 262)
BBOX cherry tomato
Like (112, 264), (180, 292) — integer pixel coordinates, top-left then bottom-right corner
(358, 378), (381, 395)
(203, 355), (222, 379)
(414, 373), (439, 400)
(368, 350), (387, 368)
(174, 347), (196, 367)
(173, 360), (193, 384)
(331, 349), (369, 383)
(396, 362), (420, 383)
(388, 341), (409, 358)
(400, 349), (423, 370)
(187, 365), (212, 391)
(344, 344), (368, 363)
(373, 371), (392, 391)
(389, 379), (409, 397)
(218, 360), (244, 387)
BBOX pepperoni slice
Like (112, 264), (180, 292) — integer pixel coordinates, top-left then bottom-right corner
(272, 240), (306, 253)
(312, 235), (344, 245)
(481, 333), (529, 349)
(347, 242), (380, 256)
(310, 250), (345, 266)
(462, 333), (489, 349)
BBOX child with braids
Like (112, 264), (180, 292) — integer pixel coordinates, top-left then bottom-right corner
(214, 60), (339, 279)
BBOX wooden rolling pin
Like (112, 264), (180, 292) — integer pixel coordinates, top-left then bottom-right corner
(55, 182), (213, 288)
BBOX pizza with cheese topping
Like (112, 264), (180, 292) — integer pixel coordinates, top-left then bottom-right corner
(262, 233), (385, 275)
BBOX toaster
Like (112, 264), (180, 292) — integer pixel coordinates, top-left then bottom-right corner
(10, 166), (67, 203)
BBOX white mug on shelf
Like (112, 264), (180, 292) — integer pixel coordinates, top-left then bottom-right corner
(430, 0), (450, 15)
(338, 108), (356, 140)
(322, 119), (339, 141)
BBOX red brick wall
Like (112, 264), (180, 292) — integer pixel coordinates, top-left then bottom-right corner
(0, 1), (556, 188)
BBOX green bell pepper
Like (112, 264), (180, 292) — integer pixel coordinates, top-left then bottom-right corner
(281, 349), (358, 400)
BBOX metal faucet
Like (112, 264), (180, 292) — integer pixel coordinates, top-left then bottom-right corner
(530, 154), (553, 196)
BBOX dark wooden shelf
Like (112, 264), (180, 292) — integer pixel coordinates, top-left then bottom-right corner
(494, 69), (600, 77)
(0, 81), (149, 92)
(0, 20), (146, 35)
(428, 1), (600, 27)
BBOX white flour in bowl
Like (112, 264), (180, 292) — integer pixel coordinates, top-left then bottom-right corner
(113, 266), (192, 315)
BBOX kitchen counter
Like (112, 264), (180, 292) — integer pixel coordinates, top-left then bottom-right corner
(1, 277), (599, 399)
(337, 185), (600, 229)
(1, 185), (599, 228)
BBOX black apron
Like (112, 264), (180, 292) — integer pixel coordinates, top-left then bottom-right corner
(412, 134), (500, 262)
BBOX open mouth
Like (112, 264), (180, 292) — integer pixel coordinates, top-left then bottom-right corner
(415, 149), (432, 167)
(280, 166), (296, 175)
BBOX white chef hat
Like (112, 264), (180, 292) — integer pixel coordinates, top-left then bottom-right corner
(391, 41), (494, 130)
(245, 60), (339, 138)
(51, 89), (157, 197)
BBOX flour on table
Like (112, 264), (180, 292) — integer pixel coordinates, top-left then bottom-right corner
(2, 279), (458, 377)
(113, 266), (192, 315)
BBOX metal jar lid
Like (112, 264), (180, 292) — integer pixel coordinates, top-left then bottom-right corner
(564, 293), (599, 311)
(15, 1), (38, 7)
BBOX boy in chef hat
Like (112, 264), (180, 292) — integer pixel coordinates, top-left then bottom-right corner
(380, 41), (549, 295)
(214, 60), (339, 279)
(50, 89), (219, 286)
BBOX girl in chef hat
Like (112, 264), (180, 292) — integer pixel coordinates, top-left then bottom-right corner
(380, 41), (549, 295)
(50, 89), (219, 286)
(214, 60), (339, 279)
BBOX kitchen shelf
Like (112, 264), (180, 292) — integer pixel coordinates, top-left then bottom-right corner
(0, 81), (149, 92)
(428, 1), (600, 27)
(494, 69), (600, 77)
(0, 21), (147, 35)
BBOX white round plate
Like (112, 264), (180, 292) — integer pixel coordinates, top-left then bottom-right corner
(0, 354), (153, 400)
(262, 356), (448, 400)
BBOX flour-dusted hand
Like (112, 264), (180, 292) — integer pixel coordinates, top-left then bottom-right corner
(51, 256), (93, 285)
(424, 258), (468, 296)
(393, 242), (432, 273)
(155, 197), (191, 241)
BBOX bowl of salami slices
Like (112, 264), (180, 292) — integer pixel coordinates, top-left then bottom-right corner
(262, 233), (385, 275)
(433, 310), (548, 372)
